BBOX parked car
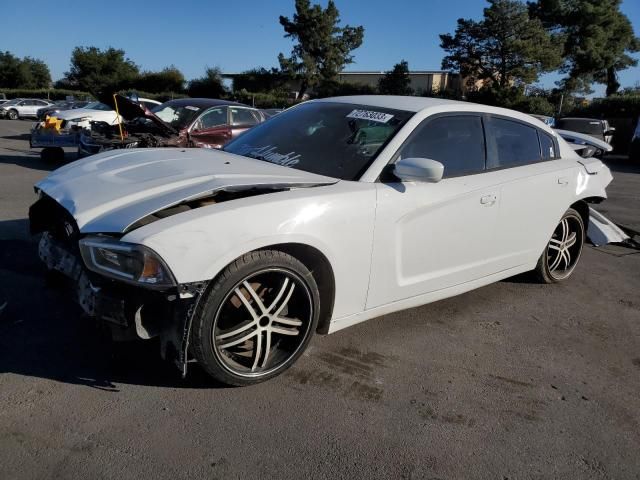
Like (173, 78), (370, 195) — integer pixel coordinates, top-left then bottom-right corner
(52, 97), (162, 131)
(530, 114), (555, 127)
(79, 96), (266, 155)
(52, 101), (121, 130)
(30, 96), (612, 386)
(261, 108), (284, 118)
(36, 100), (91, 121)
(555, 117), (615, 152)
(0, 98), (54, 119)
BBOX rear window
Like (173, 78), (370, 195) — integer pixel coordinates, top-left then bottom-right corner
(539, 132), (557, 160)
(486, 117), (541, 169)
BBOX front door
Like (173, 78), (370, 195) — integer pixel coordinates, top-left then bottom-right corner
(367, 114), (502, 309)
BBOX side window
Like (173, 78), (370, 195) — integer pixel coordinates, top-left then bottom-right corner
(539, 132), (557, 160)
(35, 100), (47, 106)
(486, 117), (541, 169)
(396, 115), (486, 178)
(197, 107), (227, 129)
(230, 108), (259, 127)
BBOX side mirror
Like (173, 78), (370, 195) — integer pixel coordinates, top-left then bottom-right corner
(393, 157), (444, 183)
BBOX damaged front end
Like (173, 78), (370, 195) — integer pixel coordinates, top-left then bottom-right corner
(29, 194), (206, 376)
(79, 94), (185, 156)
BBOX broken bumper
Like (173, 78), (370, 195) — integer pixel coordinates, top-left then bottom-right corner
(38, 233), (207, 374)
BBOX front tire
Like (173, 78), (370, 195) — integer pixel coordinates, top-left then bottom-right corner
(7, 109), (18, 120)
(191, 250), (320, 386)
(534, 208), (585, 283)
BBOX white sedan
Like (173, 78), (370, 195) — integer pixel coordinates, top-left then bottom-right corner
(30, 96), (612, 386)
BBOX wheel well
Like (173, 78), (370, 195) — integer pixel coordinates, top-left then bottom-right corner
(570, 200), (590, 228)
(255, 243), (336, 335)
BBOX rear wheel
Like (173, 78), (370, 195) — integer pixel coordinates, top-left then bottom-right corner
(534, 208), (585, 283)
(191, 250), (320, 386)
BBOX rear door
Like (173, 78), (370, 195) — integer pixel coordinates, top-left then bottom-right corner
(189, 106), (230, 148)
(483, 115), (576, 270)
(229, 107), (262, 139)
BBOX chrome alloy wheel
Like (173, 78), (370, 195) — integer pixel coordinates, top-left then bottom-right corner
(211, 268), (313, 378)
(547, 216), (584, 280)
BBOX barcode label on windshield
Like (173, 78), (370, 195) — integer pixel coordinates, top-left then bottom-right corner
(346, 109), (394, 123)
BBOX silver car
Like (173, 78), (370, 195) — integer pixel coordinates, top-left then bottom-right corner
(0, 98), (54, 120)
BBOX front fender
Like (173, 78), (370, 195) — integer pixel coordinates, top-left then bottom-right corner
(122, 182), (377, 320)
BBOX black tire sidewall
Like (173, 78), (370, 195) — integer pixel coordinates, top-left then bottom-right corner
(191, 250), (320, 386)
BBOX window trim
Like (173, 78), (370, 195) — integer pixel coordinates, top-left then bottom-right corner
(384, 111), (488, 181)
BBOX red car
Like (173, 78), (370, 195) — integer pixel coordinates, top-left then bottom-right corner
(79, 97), (267, 156)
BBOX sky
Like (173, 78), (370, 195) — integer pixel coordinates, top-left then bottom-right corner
(2, 0), (639, 96)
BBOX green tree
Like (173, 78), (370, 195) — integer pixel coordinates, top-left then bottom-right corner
(0, 51), (51, 88)
(278, 0), (364, 97)
(187, 67), (227, 98)
(529, 0), (640, 96)
(136, 66), (185, 93)
(232, 67), (288, 93)
(440, 0), (562, 98)
(378, 60), (413, 95)
(20, 57), (52, 88)
(62, 46), (139, 94)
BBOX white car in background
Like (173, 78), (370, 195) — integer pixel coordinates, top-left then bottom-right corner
(0, 98), (54, 119)
(31, 96), (612, 386)
(54, 98), (161, 130)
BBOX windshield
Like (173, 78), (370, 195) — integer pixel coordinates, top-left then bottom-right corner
(223, 102), (413, 180)
(151, 103), (202, 130)
(84, 102), (112, 111)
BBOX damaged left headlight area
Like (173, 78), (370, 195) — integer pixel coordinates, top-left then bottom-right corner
(79, 237), (176, 288)
(30, 193), (208, 376)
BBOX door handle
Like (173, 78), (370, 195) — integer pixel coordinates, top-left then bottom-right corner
(557, 177), (569, 185)
(480, 194), (497, 206)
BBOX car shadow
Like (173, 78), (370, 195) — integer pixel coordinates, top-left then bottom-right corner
(0, 219), (226, 390)
(0, 152), (75, 171)
(1, 133), (31, 141)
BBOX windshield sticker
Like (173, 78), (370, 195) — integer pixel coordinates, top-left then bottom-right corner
(185, 106), (199, 111)
(346, 109), (394, 123)
(233, 144), (301, 167)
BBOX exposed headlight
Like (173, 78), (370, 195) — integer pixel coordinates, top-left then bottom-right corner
(79, 236), (176, 288)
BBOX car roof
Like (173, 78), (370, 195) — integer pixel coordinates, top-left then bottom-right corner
(162, 98), (248, 109)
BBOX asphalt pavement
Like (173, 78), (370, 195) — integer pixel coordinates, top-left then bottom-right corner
(1, 119), (639, 480)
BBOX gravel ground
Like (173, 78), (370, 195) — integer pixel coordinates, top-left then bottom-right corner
(1, 119), (639, 480)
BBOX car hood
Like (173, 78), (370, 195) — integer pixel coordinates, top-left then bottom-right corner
(105, 94), (177, 135)
(35, 148), (338, 233)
